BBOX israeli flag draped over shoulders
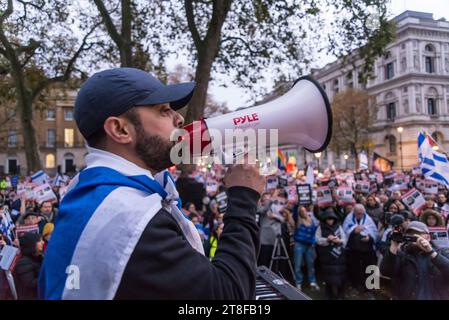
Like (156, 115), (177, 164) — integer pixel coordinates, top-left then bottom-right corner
(418, 132), (449, 187)
(38, 146), (204, 300)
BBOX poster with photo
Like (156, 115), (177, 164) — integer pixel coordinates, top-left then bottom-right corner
(354, 181), (370, 194)
(266, 176), (278, 191)
(423, 180), (438, 194)
(33, 183), (57, 204)
(401, 188), (426, 216)
(429, 227), (449, 249)
(284, 186), (298, 202)
(316, 186), (333, 207)
(296, 184), (312, 205)
(206, 180), (218, 194)
(336, 186), (355, 206)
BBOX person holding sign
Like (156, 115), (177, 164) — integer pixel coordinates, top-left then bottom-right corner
(380, 221), (449, 300)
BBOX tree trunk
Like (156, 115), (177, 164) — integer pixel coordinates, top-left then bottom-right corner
(184, 0), (232, 124)
(185, 53), (215, 124)
(17, 98), (41, 173)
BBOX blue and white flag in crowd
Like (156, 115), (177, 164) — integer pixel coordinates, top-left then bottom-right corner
(418, 131), (449, 187)
(0, 207), (15, 245)
(359, 151), (368, 170)
(305, 164), (314, 188)
(31, 170), (51, 186)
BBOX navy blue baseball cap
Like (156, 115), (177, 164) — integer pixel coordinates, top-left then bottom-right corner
(74, 67), (195, 139)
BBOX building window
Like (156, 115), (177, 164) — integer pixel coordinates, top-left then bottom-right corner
(386, 103), (396, 120)
(64, 128), (74, 147)
(46, 109), (56, 120)
(428, 98), (437, 115)
(425, 57), (435, 73)
(45, 154), (55, 168)
(333, 79), (339, 93)
(47, 129), (56, 147)
(425, 44), (434, 52)
(385, 62), (394, 80)
(8, 130), (17, 147)
(64, 108), (74, 121)
(388, 135), (397, 153)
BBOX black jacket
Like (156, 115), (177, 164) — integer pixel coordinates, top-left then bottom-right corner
(114, 186), (260, 299)
(14, 255), (42, 300)
(380, 247), (449, 300)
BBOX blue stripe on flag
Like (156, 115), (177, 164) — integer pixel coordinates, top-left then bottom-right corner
(38, 166), (168, 300)
(418, 132), (426, 148)
(433, 153), (448, 163)
(32, 170), (44, 180)
(423, 157), (435, 166)
(430, 172), (449, 186)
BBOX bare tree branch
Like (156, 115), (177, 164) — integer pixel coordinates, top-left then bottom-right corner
(31, 21), (101, 99)
(93, 0), (124, 49)
(184, 0), (203, 49)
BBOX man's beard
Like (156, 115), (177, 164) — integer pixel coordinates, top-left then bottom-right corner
(134, 121), (176, 173)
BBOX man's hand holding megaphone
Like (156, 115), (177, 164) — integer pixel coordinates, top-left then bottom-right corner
(224, 162), (266, 195)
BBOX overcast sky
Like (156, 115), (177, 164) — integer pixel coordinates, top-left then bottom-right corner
(196, 0), (449, 111)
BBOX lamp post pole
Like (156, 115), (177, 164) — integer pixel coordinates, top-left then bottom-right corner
(397, 127), (404, 171)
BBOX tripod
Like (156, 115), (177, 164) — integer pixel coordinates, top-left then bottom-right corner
(269, 233), (296, 283)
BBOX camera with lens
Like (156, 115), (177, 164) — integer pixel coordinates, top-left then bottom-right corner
(388, 214), (418, 243)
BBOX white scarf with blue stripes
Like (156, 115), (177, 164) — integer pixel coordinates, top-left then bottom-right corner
(39, 147), (204, 300)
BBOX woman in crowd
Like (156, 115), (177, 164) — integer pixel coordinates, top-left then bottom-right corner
(293, 206), (319, 291)
(14, 232), (44, 300)
(316, 207), (347, 299)
(420, 209), (445, 228)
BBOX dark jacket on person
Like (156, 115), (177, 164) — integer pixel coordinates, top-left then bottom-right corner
(114, 186), (260, 299)
(380, 245), (449, 300)
(366, 203), (383, 226)
(14, 233), (42, 300)
(316, 209), (347, 286)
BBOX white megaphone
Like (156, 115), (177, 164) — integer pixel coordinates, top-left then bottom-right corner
(182, 76), (332, 162)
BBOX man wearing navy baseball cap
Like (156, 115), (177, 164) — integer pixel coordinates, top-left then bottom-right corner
(39, 68), (265, 300)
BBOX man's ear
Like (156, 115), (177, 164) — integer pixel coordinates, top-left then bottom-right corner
(103, 116), (134, 145)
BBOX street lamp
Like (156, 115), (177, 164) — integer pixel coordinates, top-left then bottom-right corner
(314, 152), (321, 172)
(344, 154), (349, 170)
(397, 127), (404, 171)
(432, 145), (439, 151)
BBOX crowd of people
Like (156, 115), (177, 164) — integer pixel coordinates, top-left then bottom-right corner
(1, 163), (449, 300)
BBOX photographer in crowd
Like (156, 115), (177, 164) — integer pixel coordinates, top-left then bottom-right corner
(380, 221), (449, 299)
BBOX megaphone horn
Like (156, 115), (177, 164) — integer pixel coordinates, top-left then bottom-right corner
(182, 75), (332, 157)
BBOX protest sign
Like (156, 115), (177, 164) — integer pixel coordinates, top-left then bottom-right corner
(429, 227), (449, 249)
(440, 204), (449, 219)
(205, 180), (218, 194)
(401, 188), (426, 215)
(296, 184), (312, 205)
(388, 175), (408, 192)
(316, 186), (333, 207)
(278, 176), (288, 188)
(0, 245), (19, 271)
(15, 224), (39, 238)
(354, 181), (370, 194)
(336, 186), (355, 206)
(412, 166), (422, 176)
(31, 170), (50, 186)
(215, 191), (228, 214)
(33, 183), (57, 204)
(423, 180), (438, 195)
(284, 186), (297, 202)
(266, 176), (278, 191)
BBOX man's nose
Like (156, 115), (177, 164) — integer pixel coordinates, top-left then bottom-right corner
(175, 112), (185, 128)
